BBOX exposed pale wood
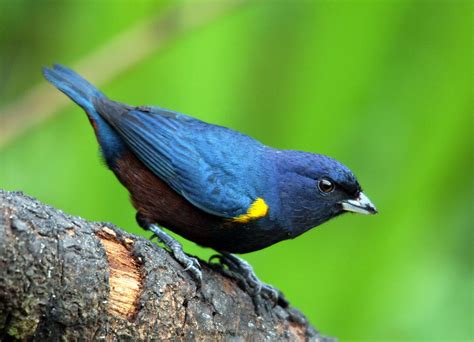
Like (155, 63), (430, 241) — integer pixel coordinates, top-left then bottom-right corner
(0, 190), (334, 341)
(96, 228), (143, 320)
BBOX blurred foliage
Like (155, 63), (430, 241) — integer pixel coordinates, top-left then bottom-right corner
(0, 0), (472, 340)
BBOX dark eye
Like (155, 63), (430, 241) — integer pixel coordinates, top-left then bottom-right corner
(318, 178), (335, 193)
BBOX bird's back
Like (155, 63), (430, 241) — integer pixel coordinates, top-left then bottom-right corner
(93, 98), (271, 219)
(46, 65), (373, 254)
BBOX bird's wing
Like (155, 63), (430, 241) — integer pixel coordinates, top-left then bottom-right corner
(96, 101), (268, 219)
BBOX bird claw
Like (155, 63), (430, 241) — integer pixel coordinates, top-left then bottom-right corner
(262, 284), (289, 307)
(147, 223), (202, 285)
(179, 255), (202, 284)
(210, 252), (289, 311)
(183, 257), (198, 271)
(181, 255), (202, 281)
(167, 244), (202, 285)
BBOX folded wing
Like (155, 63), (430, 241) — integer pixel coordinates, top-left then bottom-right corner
(95, 99), (265, 218)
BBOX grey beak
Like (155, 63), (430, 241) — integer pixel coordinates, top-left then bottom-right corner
(340, 192), (377, 215)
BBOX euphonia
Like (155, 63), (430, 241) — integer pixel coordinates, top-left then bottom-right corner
(43, 64), (377, 306)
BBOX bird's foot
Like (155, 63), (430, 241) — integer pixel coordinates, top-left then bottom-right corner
(147, 224), (202, 285)
(210, 252), (289, 312)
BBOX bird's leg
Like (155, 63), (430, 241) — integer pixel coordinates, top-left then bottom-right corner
(138, 217), (202, 284)
(148, 224), (202, 281)
(211, 252), (289, 310)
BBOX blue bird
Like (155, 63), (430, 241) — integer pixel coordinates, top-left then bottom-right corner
(43, 64), (377, 306)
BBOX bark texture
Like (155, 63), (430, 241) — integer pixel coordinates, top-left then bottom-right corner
(0, 190), (335, 341)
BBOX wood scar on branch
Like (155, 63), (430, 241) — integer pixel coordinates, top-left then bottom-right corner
(0, 190), (334, 341)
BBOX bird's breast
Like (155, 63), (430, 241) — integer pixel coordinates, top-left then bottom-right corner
(111, 150), (291, 253)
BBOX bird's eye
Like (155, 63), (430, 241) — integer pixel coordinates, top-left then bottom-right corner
(318, 178), (335, 193)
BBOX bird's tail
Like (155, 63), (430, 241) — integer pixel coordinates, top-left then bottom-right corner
(43, 64), (106, 115)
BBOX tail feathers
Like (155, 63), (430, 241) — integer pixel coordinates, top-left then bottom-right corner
(43, 64), (105, 114)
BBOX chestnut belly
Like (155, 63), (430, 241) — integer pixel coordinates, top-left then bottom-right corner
(112, 151), (287, 253)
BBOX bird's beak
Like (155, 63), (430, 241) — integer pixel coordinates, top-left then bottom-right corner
(340, 192), (378, 215)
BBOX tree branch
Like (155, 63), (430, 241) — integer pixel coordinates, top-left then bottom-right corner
(0, 190), (335, 341)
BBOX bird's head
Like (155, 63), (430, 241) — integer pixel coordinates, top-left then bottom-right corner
(275, 151), (377, 234)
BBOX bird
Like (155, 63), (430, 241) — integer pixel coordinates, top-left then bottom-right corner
(43, 64), (377, 306)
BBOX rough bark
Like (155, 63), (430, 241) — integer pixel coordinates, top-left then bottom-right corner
(0, 190), (335, 341)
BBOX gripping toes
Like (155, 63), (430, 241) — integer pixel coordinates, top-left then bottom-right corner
(172, 248), (202, 283)
(147, 223), (202, 284)
(211, 252), (288, 309)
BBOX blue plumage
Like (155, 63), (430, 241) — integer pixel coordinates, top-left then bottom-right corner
(43, 64), (377, 302)
(43, 65), (125, 165)
(43, 64), (377, 242)
(101, 105), (271, 218)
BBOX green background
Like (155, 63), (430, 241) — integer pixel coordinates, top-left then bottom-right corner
(0, 0), (472, 340)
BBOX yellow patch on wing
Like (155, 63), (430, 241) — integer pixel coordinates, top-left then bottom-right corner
(231, 198), (269, 223)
